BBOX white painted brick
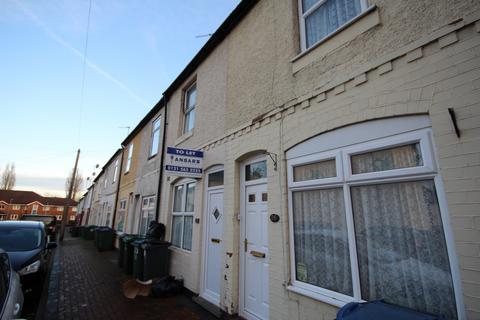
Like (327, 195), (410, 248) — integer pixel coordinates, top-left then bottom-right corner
(406, 48), (423, 63)
(457, 242), (480, 257)
(353, 73), (367, 86)
(438, 32), (459, 49)
(316, 92), (326, 102)
(300, 100), (310, 109)
(334, 83), (345, 95)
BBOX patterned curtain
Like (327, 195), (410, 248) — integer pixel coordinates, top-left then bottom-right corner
(305, 0), (362, 48)
(292, 188), (352, 295)
(351, 180), (457, 319)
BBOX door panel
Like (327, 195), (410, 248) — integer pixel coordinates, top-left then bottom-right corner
(203, 189), (224, 305)
(244, 183), (269, 320)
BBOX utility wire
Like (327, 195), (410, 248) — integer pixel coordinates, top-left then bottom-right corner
(77, 0), (93, 147)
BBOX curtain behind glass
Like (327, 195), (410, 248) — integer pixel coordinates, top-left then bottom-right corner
(292, 188), (352, 295)
(351, 180), (457, 319)
(183, 216), (193, 250)
(351, 143), (423, 174)
(172, 216), (183, 247)
(305, 0), (362, 48)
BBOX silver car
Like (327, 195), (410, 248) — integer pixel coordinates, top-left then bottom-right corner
(0, 249), (23, 319)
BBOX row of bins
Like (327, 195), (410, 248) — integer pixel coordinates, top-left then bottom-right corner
(118, 222), (171, 281)
(77, 222), (171, 283)
(74, 225), (116, 251)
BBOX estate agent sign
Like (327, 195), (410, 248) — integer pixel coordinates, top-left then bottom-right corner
(165, 147), (204, 178)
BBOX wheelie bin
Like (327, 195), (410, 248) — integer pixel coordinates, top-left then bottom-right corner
(95, 227), (115, 251)
(122, 235), (144, 275)
(132, 239), (171, 282)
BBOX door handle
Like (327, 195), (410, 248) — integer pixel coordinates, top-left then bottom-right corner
(211, 238), (221, 243)
(250, 250), (266, 258)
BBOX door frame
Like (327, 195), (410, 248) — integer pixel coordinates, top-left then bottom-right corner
(200, 165), (224, 306)
(239, 155), (268, 320)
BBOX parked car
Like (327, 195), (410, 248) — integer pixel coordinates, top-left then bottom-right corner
(20, 214), (57, 241)
(0, 249), (23, 320)
(0, 221), (56, 296)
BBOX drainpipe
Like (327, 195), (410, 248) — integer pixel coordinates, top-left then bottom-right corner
(155, 95), (168, 222)
(111, 148), (125, 229)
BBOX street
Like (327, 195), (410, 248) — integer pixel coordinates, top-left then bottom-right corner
(32, 234), (217, 320)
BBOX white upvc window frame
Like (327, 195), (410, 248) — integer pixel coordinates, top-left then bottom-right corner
(171, 180), (196, 251)
(57, 215), (63, 220)
(44, 206), (50, 211)
(286, 127), (464, 318)
(150, 117), (162, 157)
(56, 206), (63, 212)
(125, 143), (134, 173)
(113, 159), (119, 183)
(10, 214), (18, 220)
(139, 196), (156, 235)
(31, 204), (38, 214)
(183, 83), (196, 134)
(298, 0), (368, 51)
(117, 199), (127, 232)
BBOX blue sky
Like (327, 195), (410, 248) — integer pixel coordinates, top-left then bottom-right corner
(0, 0), (239, 196)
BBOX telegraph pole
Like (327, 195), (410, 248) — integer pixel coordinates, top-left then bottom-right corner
(59, 149), (80, 242)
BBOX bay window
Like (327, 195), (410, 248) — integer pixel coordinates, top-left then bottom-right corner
(287, 118), (460, 319)
(298, 0), (368, 50)
(171, 181), (195, 251)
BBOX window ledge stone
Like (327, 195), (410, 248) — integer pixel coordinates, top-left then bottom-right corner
(292, 5), (379, 74)
(175, 130), (194, 146)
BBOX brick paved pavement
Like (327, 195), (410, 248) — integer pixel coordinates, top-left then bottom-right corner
(40, 234), (217, 320)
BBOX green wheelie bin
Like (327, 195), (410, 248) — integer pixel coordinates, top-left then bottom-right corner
(132, 239), (171, 282)
(122, 235), (144, 275)
(95, 227), (115, 251)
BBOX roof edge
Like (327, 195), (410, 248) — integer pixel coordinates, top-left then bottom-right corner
(163, 0), (259, 98)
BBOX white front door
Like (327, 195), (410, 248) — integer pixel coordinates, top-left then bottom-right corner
(243, 183), (269, 320)
(202, 188), (224, 305)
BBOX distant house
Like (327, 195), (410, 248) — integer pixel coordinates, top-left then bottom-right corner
(0, 190), (77, 222)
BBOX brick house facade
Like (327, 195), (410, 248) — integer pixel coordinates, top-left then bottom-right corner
(82, 1), (480, 319)
(0, 190), (77, 222)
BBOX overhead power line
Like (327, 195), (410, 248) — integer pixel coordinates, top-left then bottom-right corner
(77, 0), (93, 146)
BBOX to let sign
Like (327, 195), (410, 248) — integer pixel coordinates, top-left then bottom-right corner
(165, 147), (203, 178)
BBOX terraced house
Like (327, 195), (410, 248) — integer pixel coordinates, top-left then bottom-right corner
(80, 0), (480, 319)
(87, 150), (122, 227)
(0, 190), (77, 222)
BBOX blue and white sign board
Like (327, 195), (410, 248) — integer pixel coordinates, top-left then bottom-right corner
(165, 147), (204, 178)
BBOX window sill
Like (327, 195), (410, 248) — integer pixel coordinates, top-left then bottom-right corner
(292, 5), (379, 74)
(169, 245), (192, 255)
(286, 284), (353, 308)
(175, 130), (194, 146)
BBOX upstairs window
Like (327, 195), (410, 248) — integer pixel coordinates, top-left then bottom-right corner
(150, 117), (162, 157)
(32, 204), (38, 214)
(125, 144), (134, 173)
(183, 84), (196, 134)
(113, 159), (119, 183)
(299, 0), (367, 50)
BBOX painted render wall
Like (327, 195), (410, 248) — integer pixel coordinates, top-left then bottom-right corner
(131, 108), (165, 234)
(156, 1), (480, 319)
(116, 133), (143, 234)
(158, 38), (229, 293)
